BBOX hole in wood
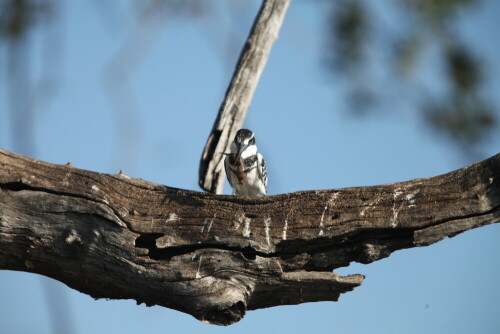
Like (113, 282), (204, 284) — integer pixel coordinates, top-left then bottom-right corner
(135, 233), (163, 249)
(331, 212), (340, 219)
(135, 233), (259, 262)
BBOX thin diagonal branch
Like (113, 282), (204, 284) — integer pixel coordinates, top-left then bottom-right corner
(199, 0), (291, 194)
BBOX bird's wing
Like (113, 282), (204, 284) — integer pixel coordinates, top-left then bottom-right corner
(257, 153), (268, 189)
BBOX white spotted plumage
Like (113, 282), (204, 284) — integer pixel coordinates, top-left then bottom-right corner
(224, 129), (267, 196)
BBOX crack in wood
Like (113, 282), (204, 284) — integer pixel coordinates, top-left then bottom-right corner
(0, 180), (132, 230)
(135, 233), (258, 261)
(1, 148), (499, 326)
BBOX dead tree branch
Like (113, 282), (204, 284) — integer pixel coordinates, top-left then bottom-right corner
(0, 148), (499, 325)
(199, 0), (290, 194)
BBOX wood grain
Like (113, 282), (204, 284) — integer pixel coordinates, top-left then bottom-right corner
(1, 148), (498, 325)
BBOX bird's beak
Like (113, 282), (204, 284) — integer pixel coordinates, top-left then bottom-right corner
(236, 143), (248, 159)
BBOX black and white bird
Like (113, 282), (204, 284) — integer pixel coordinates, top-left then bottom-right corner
(224, 129), (267, 196)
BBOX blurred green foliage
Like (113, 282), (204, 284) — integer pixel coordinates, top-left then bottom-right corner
(0, 0), (51, 39)
(327, 0), (497, 154)
(330, 0), (368, 70)
(0, 0), (497, 155)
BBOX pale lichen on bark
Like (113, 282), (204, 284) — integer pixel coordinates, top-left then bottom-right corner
(1, 148), (499, 325)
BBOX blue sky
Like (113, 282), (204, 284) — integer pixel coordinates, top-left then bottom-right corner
(1, 1), (499, 333)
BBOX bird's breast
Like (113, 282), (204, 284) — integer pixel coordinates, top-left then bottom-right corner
(236, 171), (246, 184)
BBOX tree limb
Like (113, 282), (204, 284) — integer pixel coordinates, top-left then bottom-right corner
(199, 0), (290, 194)
(0, 148), (499, 325)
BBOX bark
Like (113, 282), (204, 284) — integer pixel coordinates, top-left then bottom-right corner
(199, 0), (290, 194)
(0, 148), (499, 325)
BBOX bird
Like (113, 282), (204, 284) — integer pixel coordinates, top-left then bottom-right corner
(224, 129), (267, 196)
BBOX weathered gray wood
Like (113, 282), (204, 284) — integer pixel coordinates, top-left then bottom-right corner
(0, 148), (499, 325)
(199, 0), (291, 194)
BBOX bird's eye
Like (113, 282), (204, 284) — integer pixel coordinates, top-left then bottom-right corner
(250, 137), (255, 145)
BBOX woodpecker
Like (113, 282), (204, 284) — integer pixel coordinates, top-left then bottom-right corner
(224, 129), (267, 196)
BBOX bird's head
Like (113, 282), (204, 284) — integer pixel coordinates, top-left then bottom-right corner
(232, 129), (257, 159)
